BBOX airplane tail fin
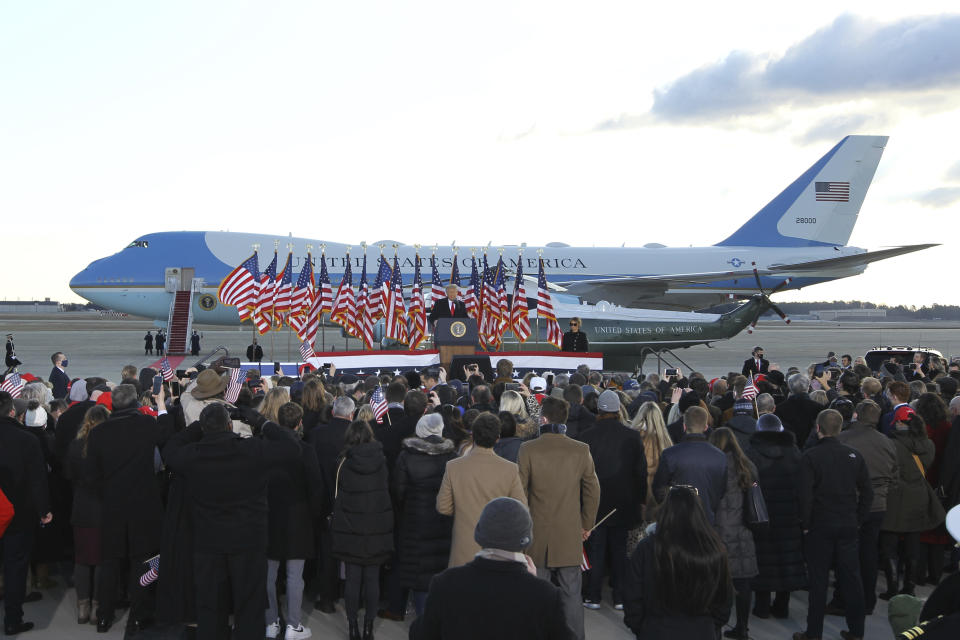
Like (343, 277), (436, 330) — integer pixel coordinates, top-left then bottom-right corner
(716, 135), (888, 247)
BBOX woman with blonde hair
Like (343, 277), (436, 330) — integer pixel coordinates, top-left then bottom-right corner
(809, 389), (829, 407)
(630, 402), (673, 498)
(498, 390), (537, 439)
(257, 386), (290, 424)
(65, 405), (111, 624)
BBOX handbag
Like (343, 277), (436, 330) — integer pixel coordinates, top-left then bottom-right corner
(326, 458), (345, 528)
(912, 454), (947, 524)
(744, 481), (769, 527)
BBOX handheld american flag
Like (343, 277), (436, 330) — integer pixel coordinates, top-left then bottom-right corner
(224, 368), (244, 404)
(742, 374), (759, 400)
(510, 259), (530, 342)
(370, 385), (388, 423)
(254, 251), (278, 335)
(139, 555), (160, 587)
(537, 257), (563, 349)
(580, 545), (591, 572)
(1, 372), (24, 398)
(160, 357), (176, 382)
(299, 341), (315, 363)
(217, 252), (259, 322)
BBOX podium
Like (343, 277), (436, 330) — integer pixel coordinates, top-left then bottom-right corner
(433, 318), (478, 373)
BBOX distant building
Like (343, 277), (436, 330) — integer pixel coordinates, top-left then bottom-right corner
(0, 299), (61, 313)
(811, 308), (887, 321)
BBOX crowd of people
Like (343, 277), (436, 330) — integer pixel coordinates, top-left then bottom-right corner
(1, 345), (960, 640)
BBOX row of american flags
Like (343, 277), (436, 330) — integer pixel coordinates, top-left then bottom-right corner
(217, 248), (563, 351)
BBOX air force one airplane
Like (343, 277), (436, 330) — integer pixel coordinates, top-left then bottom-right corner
(71, 135), (934, 331)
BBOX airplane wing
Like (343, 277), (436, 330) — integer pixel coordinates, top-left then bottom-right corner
(766, 244), (938, 272)
(551, 269), (774, 301)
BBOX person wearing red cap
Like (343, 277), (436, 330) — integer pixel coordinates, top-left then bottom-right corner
(878, 406), (945, 600)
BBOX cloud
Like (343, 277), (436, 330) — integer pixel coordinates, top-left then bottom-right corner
(917, 187), (960, 208)
(796, 113), (888, 145)
(592, 112), (654, 132)
(651, 14), (960, 121)
(946, 160), (960, 181)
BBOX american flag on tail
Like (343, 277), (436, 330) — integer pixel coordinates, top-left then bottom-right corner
(1, 372), (24, 398)
(536, 257), (563, 349)
(159, 357), (176, 382)
(217, 252), (259, 322)
(139, 555), (160, 587)
(370, 385), (388, 423)
(224, 368), (244, 403)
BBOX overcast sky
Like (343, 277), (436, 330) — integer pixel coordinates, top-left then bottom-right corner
(2, 2), (958, 306)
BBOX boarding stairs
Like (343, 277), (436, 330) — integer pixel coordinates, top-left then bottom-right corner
(165, 287), (196, 355)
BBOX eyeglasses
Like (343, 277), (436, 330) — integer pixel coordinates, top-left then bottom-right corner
(569, 323), (578, 327)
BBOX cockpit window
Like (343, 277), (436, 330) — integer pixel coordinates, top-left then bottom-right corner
(127, 240), (149, 248)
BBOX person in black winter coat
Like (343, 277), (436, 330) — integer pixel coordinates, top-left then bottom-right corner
(744, 414), (806, 619)
(578, 390), (647, 608)
(264, 403), (324, 639)
(393, 415), (456, 616)
(622, 486), (733, 640)
(308, 396), (356, 612)
(64, 404), (110, 625)
(0, 392), (52, 635)
(84, 384), (174, 633)
(162, 402), (301, 640)
(410, 497), (574, 640)
(775, 374), (822, 448)
(562, 385), (596, 438)
(332, 420), (394, 640)
(797, 409), (873, 640)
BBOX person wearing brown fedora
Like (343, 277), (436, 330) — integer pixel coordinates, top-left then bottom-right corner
(181, 369), (248, 436)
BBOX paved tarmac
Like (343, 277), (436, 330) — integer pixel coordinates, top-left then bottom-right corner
(4, 312), (960, 381)
(3, 312), (954, 639)
(15, 569), (942, 639)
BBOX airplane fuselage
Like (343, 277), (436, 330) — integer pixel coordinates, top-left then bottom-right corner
(69, 231), (865, 324)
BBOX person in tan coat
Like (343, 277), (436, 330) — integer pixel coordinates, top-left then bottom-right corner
(518, 396), (601, 640)
(437, 413), (526, 567)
